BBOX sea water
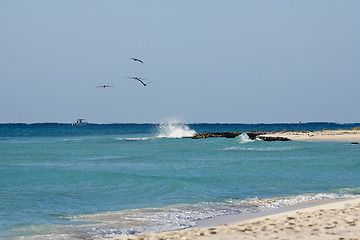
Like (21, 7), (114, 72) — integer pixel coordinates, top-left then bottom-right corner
(0, 122), (359, 239)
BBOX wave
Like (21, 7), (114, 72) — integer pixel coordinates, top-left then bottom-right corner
(236, 133), (256, 144)
(116, 137), (155, 141)
(157, 119), (196, 138)
(227, 192), (358, 211)
(14, 191), (358, 239)
(114, 119), (197, 141)
(333, 187), (360, 195)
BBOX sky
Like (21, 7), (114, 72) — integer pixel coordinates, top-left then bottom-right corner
(1, 0), (359, 123)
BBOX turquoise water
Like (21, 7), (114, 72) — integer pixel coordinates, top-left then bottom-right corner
(0, 122), (359, 239)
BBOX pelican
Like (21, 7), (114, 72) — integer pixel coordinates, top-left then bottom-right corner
(126, 77), (151, 87)
(129, 57), (144, 64)
(96, 85), (114, 88)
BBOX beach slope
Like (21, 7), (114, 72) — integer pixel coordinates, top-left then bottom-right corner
(114, 198), (360, 240)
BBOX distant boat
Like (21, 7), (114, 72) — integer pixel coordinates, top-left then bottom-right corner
(72, 119), (88, 126)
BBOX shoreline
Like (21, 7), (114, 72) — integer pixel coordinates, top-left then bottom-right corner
(194, 198), (348, 229)
(113, 197), (360, 240)
(189, 130), (360, 142)
(259, 129), (360, 142)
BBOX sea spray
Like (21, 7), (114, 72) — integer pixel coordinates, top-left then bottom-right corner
(157, 119), (196, 138)
(236, 133), (255, 144)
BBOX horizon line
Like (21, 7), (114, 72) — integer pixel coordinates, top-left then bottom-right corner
(1, 121), (360, 125)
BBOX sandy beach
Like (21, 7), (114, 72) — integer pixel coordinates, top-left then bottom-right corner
(259, 129), (360, 142)
(113, 197), (360, 240)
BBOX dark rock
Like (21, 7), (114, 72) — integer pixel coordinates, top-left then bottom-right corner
(351, 142), (358, 144)
(190, 132), (242, 139)
(187, 131), (290, 141)
(246, 132), (258, 140)
(246, 131), (276, 140)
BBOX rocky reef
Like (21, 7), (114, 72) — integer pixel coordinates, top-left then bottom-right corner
(187, 131), (290, 141)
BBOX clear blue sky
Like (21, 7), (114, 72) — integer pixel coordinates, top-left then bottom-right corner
(1, 0), (359, 123)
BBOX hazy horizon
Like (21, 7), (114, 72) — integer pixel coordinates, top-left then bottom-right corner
(1, 120), (359, 125)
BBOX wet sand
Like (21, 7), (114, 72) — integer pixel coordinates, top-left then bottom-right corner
(113, 198), (360, 240)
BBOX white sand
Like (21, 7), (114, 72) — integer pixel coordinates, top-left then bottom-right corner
(260, 130), (360, 142)
(113, 198), (360, 240)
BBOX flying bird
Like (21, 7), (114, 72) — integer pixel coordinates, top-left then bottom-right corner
(129, 57), (144, 64)
(126, 77), (151, 87)
(96, 85), (114, 88)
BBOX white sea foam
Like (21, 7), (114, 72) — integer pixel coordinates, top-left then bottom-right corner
(236, 133), (255, 144)
(226, 193), (359, 211)
(116, 137), (154, 141)
(69, 193), (358, 238)
(12, 192), (358, 239)
(157, 119), (196, 138)
(66, 202), (245, 238)
(114, 119), (196, 141)
(260, 193), (360, 211)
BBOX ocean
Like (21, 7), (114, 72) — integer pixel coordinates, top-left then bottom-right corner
(0, 121), (359, 239)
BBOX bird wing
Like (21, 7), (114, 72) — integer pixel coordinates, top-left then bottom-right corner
(129, 57), (143, 63)
(137, 79), (147, 86)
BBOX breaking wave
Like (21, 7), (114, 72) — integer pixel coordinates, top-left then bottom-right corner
(116, 137), (154, 141)
(157, 119), (196, 138)
(236, 133), (256, 144)
(115, 120), (196, 141)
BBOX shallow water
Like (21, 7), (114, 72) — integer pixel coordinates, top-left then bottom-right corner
(0, 122), (359, 239)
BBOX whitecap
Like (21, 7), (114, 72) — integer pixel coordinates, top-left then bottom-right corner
(236, 133), (255, 144)
(115, 137), (155, 141)
(157, 119), (196, 138)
